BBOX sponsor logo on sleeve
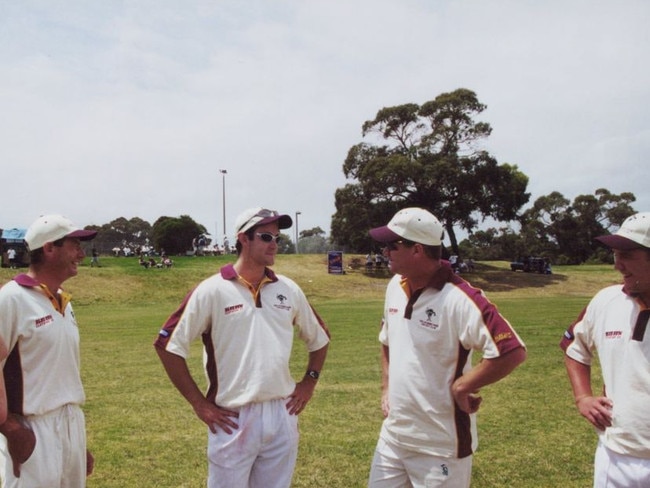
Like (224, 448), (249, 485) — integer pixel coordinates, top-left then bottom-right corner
(494, 332), (514, 343)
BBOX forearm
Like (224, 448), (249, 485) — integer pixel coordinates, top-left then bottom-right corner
(564, 354), (612, 429)
(155, 347), (206, 407)
(305, 344), (328, 376)
(380, 344), (389, 393)
(453, 346), (527, 395)
(564, 355), (594, 400)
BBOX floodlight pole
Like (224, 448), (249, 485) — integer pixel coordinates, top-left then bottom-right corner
(295, 211), (301, 254)
(219, 169), (227, 238)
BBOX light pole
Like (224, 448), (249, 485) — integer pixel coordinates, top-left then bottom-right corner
(295, 211), (301, 254)
(219, 169), (227, 239)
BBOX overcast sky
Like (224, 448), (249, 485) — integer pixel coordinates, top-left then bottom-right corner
(1, 0), (648, 243)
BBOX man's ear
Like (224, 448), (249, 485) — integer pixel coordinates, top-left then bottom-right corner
(41, 242), (55, 254)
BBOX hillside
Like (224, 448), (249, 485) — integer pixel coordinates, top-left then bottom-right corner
(0, 254), (621, 306)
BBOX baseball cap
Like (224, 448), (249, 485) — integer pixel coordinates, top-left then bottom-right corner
(369, 207), (444, 246)
(595, 212), (650, 250)
(25, 214), (98, 251)
(234, 207), (292, 234)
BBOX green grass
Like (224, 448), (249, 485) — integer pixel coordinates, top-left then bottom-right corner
(0, 256), (619, 487)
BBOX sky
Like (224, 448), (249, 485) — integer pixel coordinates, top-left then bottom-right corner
(1, 0), (649, 243)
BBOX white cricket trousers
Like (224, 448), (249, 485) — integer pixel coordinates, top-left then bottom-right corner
(368, 437), (472, 488)
(1, 404), (87, 488)
(594, 441), (650, 488)
(207, 399), (299, 488)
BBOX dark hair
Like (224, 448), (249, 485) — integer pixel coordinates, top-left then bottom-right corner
(421, 244), (442, 260)
(29, 237), (65, 265)
(235, 228), (256, 255)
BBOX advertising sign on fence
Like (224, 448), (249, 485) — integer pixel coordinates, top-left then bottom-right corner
(327, 250), (344, 274)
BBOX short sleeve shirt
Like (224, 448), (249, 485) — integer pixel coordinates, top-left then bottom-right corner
(154, 264), (330, 409)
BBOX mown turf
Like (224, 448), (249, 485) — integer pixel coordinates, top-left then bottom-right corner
(0, 255), (619, 487)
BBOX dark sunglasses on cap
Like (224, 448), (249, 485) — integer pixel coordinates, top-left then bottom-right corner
(256, 232), (282, 244)
(237, 209), (281, 232)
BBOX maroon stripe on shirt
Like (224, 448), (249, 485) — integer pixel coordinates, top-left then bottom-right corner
(450, 273), (524, 355)
(153, 288), (195, 350)
(202, 331), (218, 403)
(4, 346), (25, 415)
(559, 307), (587, 352)
(453, 344), (473, 458)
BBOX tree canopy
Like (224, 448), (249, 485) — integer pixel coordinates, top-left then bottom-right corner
(331, 88), (530, 254)
(151, 215), (207, 255)
(460, 188), (637, 264)
(87, 217), (152, 253)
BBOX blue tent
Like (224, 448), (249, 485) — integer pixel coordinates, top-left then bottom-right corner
(1, 228), (28, 267)
(1, 228), (27, 243)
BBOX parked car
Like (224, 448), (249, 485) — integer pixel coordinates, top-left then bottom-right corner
(510, 257), (552, 274)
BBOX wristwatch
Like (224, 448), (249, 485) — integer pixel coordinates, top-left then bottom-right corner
(305, 370), (320, 380)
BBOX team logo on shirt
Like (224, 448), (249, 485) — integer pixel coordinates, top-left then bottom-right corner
(274, 294), (291, 311)
(419, 308), (439, 330)
(35, 314), (54, 328)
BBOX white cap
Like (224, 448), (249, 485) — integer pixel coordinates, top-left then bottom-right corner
(369, 207), (444, 246)
(234, 207), (292, 235)
(25, 214), (97, 251)
(596, 212), (650, 250)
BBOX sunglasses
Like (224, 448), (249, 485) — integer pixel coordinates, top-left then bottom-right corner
(256, 232), (282, 244)
(384, 240), (411, 251)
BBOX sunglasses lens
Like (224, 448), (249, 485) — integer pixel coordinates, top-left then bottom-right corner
(257, 233), (280, 243)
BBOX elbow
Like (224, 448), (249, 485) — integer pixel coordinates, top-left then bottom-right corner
(513, 346), (527, 367)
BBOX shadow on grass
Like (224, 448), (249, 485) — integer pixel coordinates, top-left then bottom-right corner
(468, 262), (568, 293)
(347, 261), (569, 292)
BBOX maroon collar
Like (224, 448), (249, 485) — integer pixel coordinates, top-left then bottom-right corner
(422, 260), (455, 291)
(220, 263), (279, 282)
(402, 261), (455, 319)
(13, 273), (40, 287)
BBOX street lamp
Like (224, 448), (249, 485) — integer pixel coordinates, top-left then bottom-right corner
(219, 169), (227, 239)
(295, 211), (301, 254)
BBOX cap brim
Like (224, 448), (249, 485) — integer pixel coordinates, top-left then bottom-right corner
(256, 214), (293, 230)
(68, 229), (98, 241)
(369, 225), (401, 243)
(595, 234), (643, 251)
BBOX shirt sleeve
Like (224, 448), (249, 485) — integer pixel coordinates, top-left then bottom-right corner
(289, 279), (330, 352)
(560, 306), (593, 366)
(455, 286), (525, 359)
(154, 282), (214, 358)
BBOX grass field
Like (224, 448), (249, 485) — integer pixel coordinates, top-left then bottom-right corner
(0, 255), (622, 487)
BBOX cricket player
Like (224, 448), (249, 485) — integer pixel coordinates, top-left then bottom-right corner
(155, 207), (330, 488)
(562, 211), (650, 486)
(0, 214), (97, 487)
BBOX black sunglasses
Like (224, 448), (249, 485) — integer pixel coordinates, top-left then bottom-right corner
(256, 232), (282, 244)
(384, 240), (413, 251)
